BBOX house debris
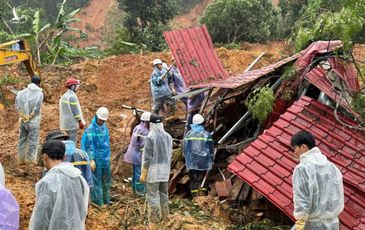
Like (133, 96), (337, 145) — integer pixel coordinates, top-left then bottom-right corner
(123, 25), (365, 227)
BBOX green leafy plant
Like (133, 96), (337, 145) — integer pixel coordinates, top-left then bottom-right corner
(117, 0), (177, 51)
(282, 64), (298, 80)
(244, 219), (291, 230)
(0, 75), (22, 86)
(246, 85), (275, 123)
(291, 0), (365, 51)
(351, 92), (365, 119)
(200, 0), (279, 43)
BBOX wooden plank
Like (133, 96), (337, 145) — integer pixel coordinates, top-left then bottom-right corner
(168, 163), (185, 194)
(227, 177), (244, 201)
(238, 182), (251, 201)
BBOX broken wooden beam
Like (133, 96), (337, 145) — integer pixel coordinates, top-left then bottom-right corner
(172, 87), (210, 100)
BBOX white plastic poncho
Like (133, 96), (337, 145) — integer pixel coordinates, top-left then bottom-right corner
(292, 147), (344, 229)
(29, 162), (89, 230)
(0, 162), (4, 186)
(142, 123), (173, 183)
(59, 89), (84, 130)
(15, 83), (43, 120)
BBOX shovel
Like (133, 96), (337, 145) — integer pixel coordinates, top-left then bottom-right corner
(215, 168), (233, 199)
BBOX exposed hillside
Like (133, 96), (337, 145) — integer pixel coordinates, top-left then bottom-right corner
(72, 0), (117, 48)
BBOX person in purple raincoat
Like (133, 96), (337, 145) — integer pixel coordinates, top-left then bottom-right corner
(124, 112), (150, 195)
(0, 171), (20, 230)
(168, 59), (188, 107)
(185, 92), (205, 134)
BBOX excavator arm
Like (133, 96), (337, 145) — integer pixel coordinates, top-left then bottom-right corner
(0, 39), (49, 109)
(0, 39), (40, 77)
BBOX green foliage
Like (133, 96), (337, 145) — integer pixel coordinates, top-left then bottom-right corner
(200, 0), (278, 43)
(117, 0), (177, 51)
(176, 0), (203, 14)
(243, 219), (291, 230)
(278, 0), (309, 38)
(291, 0), (365, 51)
(103, 6), (140, 54)
(0, 75), (22, 86)
(0, 2), (36, 36)
(0, 30), (30, 41)
(216, 42), (241, 50)
(351, 92), (365, 119)
(246, 85), (275, 123)
(282, 64), (297, 80)
(8, 0), (91, 23)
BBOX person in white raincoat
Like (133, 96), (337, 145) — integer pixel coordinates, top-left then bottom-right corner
(140, 114), (173, 222)
(290, 130), (344, 230)
(30, 140), (89, 230)
(15, 76), (43, 164)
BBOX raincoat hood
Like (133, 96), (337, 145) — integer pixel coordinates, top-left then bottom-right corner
(47, 162), (82, 179)
(190, 124), (204, 132)
(300, 147), (328, 166)
(150, 122), (164, 133)
(27, 83), (42, 91)
(91, 116), (107, 129)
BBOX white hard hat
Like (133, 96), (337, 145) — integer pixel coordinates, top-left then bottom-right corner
(152, 58), (163, 66)
(96, 107), (109, 121)
(192, 114), (204, 124)
(140, 112), (151, 121)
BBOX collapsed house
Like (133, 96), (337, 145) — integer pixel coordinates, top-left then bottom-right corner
(163, 25), (365, 228)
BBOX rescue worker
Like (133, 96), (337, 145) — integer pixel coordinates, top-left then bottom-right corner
(185, 93), (205, 133)
(123, 112), (150, 196)
(0, 176), (19, 230)
(30, 140), (89, 230)
(59, 78), (85, 145)
(81, 107), (111, 207)
(45, 130), (93, 188)
(290, 130), (344, 230)
(183, 114), (214, 197)
(140, 114), (173, 222)
(168, 58), (188, 106)
(150, 58), (176, 115)
(15, 75), (43, 165)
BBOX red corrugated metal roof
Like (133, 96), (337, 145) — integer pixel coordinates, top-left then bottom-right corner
(296, 40), (343, 72)
(327, 57), (359, 92)
(189, 40), (344, 89)
(228, 96), (365, 229)
(163, 25), (229, 87)
(191, 53), (300, 89)
(303, 57), (360, 118)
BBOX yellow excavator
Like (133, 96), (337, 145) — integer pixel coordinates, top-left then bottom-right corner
(0, 39), (40, 76)
(0, 39), (42, 109)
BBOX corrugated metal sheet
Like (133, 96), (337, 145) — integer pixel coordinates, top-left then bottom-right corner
(228, 96), (365, 230)
(304, 66), (360, 117)
(191, 54), (300, 89)
(296, 40), (343, 72)
(163, 25), (229, 87)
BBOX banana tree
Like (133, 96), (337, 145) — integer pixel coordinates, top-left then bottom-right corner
(31, 0), (80, 65)
(32, 10), (50, 66)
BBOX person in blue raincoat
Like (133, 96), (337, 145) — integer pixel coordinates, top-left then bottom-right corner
(150, 58), (176, 115)
(81, 107), (111, 206)
(183, 114), (214, 197)
(44, 130), (93, 189)
(124, 112), (150, 195)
